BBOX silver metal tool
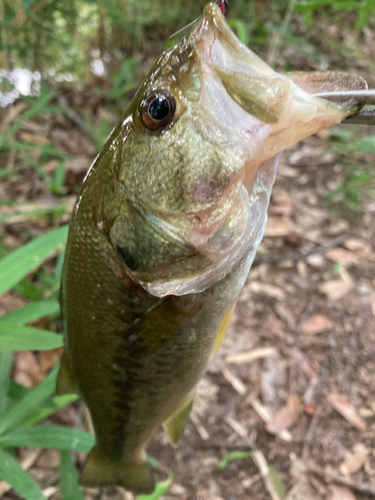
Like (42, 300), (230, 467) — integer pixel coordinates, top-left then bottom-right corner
(313, 89), (375, 125)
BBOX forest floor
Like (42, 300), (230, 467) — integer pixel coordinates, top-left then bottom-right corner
(1, 12), (375, 500)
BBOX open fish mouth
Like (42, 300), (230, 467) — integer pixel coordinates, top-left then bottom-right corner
(194, 2), (366, 166)
(121, 3), (371, 299)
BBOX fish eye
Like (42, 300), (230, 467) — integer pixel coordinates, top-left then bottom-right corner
(141, 90), (176, 131)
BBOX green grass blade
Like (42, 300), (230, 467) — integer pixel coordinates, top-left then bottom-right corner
(0, 426), (94, 452)
(137, 474), (174, 500)
(0, 366), (58, 435)
(0, 351), (13, 418)
(0, 225), (68, 296)
(8, 381), (31, 401)
(355, 136), (375, 152)
(294, 0), (335, 10)
(219, 450), (253, 470)
(21, 394), (78, 427)
(0, 323), (63, 351)
(0, 205), (67, 223)
(0, 301), (60, 325)
(356, 4), (372, 30)
(7, 89), (55, 137)
(268, 464), (286, 500)
(14, 279), (44, 301)
(0, 448), (47, 500)
(60, 450), (85, 500)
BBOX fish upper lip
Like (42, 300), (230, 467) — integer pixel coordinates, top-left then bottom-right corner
(194, 5), (270, 140)
(197, 2), (273, 77)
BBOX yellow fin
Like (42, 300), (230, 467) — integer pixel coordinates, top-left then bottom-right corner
(56, 352), (78, 396)
(211, 304), (235, 356)
(163, 393), (194, 446)
(81, 446), (155, 494)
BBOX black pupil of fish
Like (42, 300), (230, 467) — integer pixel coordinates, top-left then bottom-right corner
(149, 97), (170, 121)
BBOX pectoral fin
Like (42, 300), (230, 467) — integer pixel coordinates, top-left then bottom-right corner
(56, 352), (79, 396)
(163, 393), (195, 446)
(131, 297), (202, 355)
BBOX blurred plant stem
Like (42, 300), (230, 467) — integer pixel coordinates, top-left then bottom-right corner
(0, 0), (13, 72)
(267, 0), (297, 66)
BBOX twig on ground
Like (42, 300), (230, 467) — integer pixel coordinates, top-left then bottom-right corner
(302, 405), (323, 460)
(42, 486), (59, 498)
(224, 417), (283, 500)
(222, 366), (293, 442)
(225, 347), (278, 365)
(197, 442), (256, 451)
(307, 463), (375, 497)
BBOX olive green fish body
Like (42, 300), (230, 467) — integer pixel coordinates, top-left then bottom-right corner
(60, 2), (367, 493)
(60, 141), (255, 491)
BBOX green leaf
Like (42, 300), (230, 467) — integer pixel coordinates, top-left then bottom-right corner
(146, 455), (160, 467)
(219, 450), (253, 470)
(0, 205), (67, 224)
(21, 394), (78, 427)
(294, 0), (335, 10)
(304, 9), (314, 27)
(14, 279), (44, 301)
(0, 366), (58, 436)
(227, 19), (249, 46)
(0, 426), (94, 452)
(8, 381), (31, 401)
(0, 225), (68, 296)
(0, 351), (12, 418)
(137, 474), (174, 500)
(60, 450), (85, 500)
(53, 161), (66, 193)
(329, 128), (353, 141)
(0, 323), (63, 351)
(268, 464), (286, 500)
(355, 136), (375, 152)
(332, 0), (366, 8)
(356, 3), (372, 30)
(0, 301), (60, 325)
(0, 448), (47, 500)
(6, 88), (54, 137)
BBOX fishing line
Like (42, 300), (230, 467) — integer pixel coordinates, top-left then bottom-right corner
(170, 16), (203, 39)
(170, 0), (229, 39)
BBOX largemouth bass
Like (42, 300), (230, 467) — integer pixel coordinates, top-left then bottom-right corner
(57, 2), (367, 494)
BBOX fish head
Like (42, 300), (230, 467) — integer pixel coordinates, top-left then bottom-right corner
(110, 2), (365, 296)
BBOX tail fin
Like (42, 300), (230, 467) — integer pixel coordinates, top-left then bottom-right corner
(80, 446), (155, 494)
